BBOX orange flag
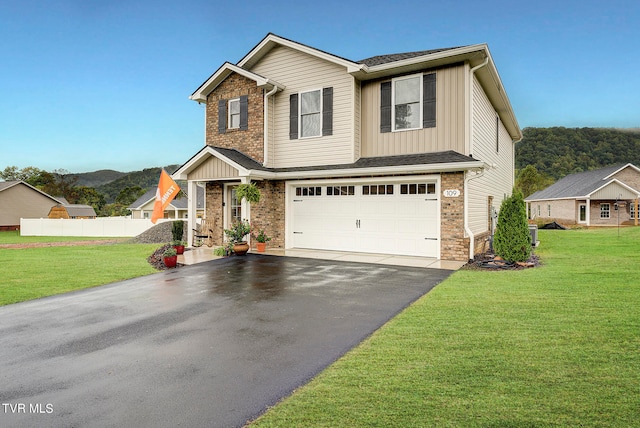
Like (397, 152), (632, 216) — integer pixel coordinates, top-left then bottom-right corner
(151, 170), (181, 224)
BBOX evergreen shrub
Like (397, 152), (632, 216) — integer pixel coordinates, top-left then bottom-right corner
(493, 190), (532, 263)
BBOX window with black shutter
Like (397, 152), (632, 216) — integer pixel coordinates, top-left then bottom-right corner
(290, 87), (333, 139)
(380, 72), (437, 133)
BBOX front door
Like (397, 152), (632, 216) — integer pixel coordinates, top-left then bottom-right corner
(226, 185), (242, 227)
(579, 204), (587, 223)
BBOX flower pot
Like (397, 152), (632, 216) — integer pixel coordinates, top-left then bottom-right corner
(173, 245), (185, 255)
(233, 241), (249, 256)
(163, 255), (178, 268)
(256, 242), (266, 252)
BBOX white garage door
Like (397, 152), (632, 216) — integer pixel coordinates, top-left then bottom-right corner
(290, 181), (439, 257)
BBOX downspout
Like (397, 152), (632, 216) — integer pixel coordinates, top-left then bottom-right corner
(464, 168), (486, 261)
(263, 85), (278, 167)
(464, 56), (489, 261)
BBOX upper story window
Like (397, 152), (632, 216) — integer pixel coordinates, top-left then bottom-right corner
(380, 72), (436, 133)
(218, 95), (248, 134)
(228, 98), (240, 129)
(289, 87), (333, 139)
(393, 75), (422, 131)
(300, 89), (321, 138)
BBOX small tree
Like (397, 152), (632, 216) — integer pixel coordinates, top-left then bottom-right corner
(172, 220), (185, 243)
(493, 190), (532, 263)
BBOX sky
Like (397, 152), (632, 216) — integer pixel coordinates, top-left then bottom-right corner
(1, 0), (638, 173)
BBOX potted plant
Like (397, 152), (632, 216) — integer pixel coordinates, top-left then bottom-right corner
(163, 247), (178, 268)
(235, 183), (261, 204)
(172, 221), (185, 254)
(224, 219), (252, 256)
(252, 229), (271, 252)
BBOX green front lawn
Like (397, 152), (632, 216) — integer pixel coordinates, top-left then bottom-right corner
(252, 228), (640, 427)
(0, 232), (158, 305)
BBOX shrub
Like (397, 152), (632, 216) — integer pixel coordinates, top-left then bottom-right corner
(493, 190), (532, 262)
(172, 220), (184, 242)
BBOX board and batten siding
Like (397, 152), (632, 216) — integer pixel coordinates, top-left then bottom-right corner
(251, 46), (356, 168)
(360, 65), (466, 157)
(467, 75), (515, 235)
(187, 156), (239, 180)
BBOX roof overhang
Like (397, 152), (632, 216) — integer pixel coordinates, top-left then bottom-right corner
(190, 62), (285, 103)
(249, 161), (486, 181)
(173, 147), (486, 182)
(603, 163), (640, 180)
(526, 179), (640, 202)
(351, 44), (521, 142)
(173, 146), (252, 180)
(237, 33), (365, 74)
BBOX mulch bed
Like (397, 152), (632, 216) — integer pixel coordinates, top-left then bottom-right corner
(462, 252), (541, 270)
(147, 244), (186, 270)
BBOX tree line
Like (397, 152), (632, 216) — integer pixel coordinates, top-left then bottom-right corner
(0, 166), (147, 216)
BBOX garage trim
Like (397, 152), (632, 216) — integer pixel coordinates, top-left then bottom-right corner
(285, 174), (441, 258)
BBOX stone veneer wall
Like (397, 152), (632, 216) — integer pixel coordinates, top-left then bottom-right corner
(205, 72), (265, 163)
(205, 182), (225, 247)
(251, 180), (285, 249)
(440, 172), (468, 261)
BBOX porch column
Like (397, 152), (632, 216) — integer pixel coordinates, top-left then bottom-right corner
(240, 177), (250, 222)
(187, 180), (197, 247)
(586, 198), (591, 226)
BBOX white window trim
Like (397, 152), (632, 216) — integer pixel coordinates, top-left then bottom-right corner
(298, 88), (322, 139)
(600, 203), (610, 219)
(392, 73), (423, 132)
(578, 204), (587, 223)
(228, 98), (240, 129)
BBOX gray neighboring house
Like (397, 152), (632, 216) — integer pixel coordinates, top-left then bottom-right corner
(128, 185), (205, 220)
(525, 163), (640, 226)
(0, 181), (62, 230)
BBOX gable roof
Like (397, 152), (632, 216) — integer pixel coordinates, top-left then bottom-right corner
(52, 204), (97, 217)
(0, 180), (62, 203)
(526, 163), (640, 201)
(190, 33), (521, 142)
(190, 62), (285, 103)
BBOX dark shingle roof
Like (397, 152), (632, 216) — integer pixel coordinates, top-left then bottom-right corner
(526, 164), (631, 200)
(129, 186), (204, 210)
(212, 147), (477, 173)
(62, 204), (97, 217)
(357, 47), (465, 67)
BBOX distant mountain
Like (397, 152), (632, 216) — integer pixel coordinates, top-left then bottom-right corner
(516, 127), (640, 180)
(95, 165), (180, 203)
(73, 169), (128, 187)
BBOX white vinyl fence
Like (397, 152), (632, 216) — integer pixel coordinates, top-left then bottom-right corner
(20, 218), (169, 237)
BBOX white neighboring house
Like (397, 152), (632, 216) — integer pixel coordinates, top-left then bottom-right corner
(128, 185), (205, 220)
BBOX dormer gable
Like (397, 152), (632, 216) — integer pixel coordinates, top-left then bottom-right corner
(190, 62), (284, 103)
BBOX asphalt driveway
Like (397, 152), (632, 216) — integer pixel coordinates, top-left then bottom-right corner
(0, 254), (454, 428)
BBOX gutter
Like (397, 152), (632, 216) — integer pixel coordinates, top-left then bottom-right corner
(244, 161), (485, 181)
(263, 85), (279, 167)
(464, 56), (489, 261)
(464, 167), (486, 261)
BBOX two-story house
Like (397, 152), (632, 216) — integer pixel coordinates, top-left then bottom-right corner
(173, 33), (522, 261)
